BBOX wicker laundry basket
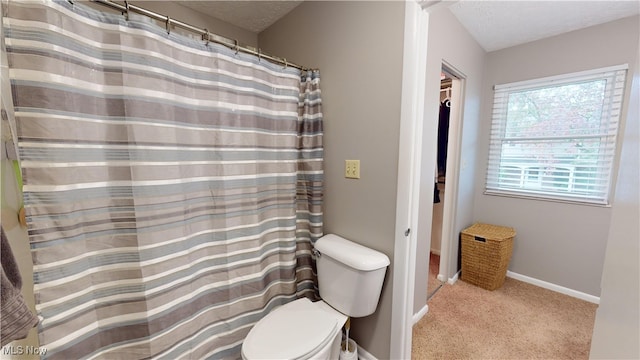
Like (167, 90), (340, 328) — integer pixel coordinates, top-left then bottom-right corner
(460, 223), (516, 290)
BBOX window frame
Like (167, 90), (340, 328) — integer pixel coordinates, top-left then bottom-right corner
(484, 64), (628, 206)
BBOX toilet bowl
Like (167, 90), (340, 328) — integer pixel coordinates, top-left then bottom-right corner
(241, 298), (347, 360)
(241, 234), (390, 360)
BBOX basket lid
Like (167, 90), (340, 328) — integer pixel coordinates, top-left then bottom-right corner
(462, 223), (516, 240)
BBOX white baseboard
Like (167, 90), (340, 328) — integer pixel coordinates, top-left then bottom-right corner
(506, 271), (600, 304)
(447, 270), (460, 285)
(436, 273), (446, 282)
(412, 304), (429, 324)
(430, 249), (441, 256)
(357, 344), (377, 360)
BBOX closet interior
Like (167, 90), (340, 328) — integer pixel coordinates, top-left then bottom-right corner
(427, 72), (452, 300)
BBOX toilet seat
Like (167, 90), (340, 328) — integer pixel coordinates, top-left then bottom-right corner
(242, 298), (344, 360)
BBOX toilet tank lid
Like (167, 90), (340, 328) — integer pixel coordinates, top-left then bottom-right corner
(315, 234), (390, 271)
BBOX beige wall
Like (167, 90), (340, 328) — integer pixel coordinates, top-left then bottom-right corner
(259, 2), (405, 358)
(413, 6), (486, 314)
(473, 16), (640, 297)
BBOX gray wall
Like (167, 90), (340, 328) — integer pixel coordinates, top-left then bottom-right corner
(413, 6), (486, 314)
(143, 2), (258, 47)
(83, 1), (258, 47)
(473, 16), (640, 297)
(259, 2), (405, 358)
(590, 25), (640, 359)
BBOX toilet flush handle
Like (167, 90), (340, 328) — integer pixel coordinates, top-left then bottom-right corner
(312, 248), (321, 259)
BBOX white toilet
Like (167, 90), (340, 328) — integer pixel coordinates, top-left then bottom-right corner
(241, 234), (390, 360)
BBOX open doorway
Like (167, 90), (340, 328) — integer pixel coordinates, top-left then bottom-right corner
(427, 64), (464, 300)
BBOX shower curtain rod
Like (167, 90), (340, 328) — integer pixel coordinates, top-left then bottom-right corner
(88, 0), (311, 71)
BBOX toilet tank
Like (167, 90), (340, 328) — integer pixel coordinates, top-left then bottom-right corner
(314, 234), (390, 318)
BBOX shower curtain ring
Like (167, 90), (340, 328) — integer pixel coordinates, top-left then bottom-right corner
(234, 39), (239, 55)
(258, 48), (262, 62)
(124, 0), (130, 21)
(203, 29), (210, 46)
(166, 16), (171, 34)
(283, 58), (288, 69)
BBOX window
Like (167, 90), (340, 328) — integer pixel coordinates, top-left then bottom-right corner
(485, 65), (627, 205)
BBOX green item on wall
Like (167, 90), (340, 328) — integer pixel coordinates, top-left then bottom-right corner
(12, 159), (22, 191)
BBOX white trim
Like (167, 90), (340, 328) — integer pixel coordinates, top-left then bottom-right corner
(390, 2), (429, 359)
(418, 0), (453, 13)
(437, 71), (465, 291)
(412, 304), (429, 325)
(436, 274), (447, 282)
(483, 190), (613, 208)
(506, 271), (600, 304)
(494, 63), (628, 90)
(447, 271), (460, 285)
(430, 249), (441, 256)
(357, 345), (378, 360)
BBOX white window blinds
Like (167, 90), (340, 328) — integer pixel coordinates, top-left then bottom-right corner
(485, 65), (628, 205)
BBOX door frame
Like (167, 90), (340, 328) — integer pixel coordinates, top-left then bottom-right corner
(392, 1), (478, 358)
(389, 1), (429, 358)
(438, 69), (465, 285)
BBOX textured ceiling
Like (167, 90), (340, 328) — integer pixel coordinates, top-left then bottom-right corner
(449, 0), (640, 52)
(179, 1), (303, 33)
(178, 1), (639, 52)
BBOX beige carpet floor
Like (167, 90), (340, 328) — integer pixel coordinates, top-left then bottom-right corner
(413, 277), (598, 359)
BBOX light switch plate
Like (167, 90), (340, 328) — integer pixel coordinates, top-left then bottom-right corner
(345, 160), (360, 179)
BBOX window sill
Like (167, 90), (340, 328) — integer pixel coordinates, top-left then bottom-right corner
(483, 189), (612, 208)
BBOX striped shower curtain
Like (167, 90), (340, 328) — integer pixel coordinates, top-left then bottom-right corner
(3, 0), (322, 358)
